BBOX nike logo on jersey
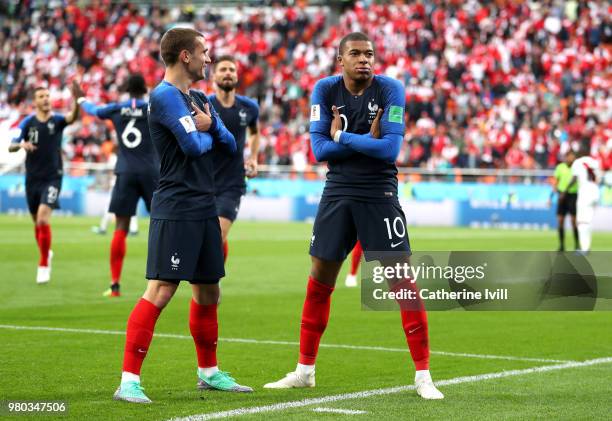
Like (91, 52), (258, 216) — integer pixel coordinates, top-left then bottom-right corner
(391, 241), (404, 248)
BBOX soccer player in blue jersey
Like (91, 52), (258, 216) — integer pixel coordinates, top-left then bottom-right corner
(264, 32), (444, 399)
(209, 55), (260, 262)
(8, 83), (81, 284)
(76, 74), (159, 297)
(113, 28), (251, 404)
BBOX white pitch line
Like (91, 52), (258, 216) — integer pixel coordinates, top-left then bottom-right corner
(312, 407), (367, 414)
(169, 357), (612, 421)
(0, 324), (572, 363)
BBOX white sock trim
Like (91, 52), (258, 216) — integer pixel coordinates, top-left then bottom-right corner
(415, 369), (432, 383)
(199, 366), (219, 378)
(121, 371), (140, 384)
(296, 363), (315, 375)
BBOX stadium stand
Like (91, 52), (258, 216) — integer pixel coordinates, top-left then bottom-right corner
(0, 0), (610, 173)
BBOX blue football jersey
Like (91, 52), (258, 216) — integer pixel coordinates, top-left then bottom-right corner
(209, 94), (259, 193)
(309, 75), (406, 202)
(81, 98), (158, 175)
(147, 81), (235, 220)
(11, 114), (67, 180)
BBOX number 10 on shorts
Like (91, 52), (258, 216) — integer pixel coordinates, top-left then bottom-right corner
(383, 217), (405, 240)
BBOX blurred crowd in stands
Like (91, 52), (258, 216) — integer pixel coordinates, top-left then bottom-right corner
(1, 0), (610, 174)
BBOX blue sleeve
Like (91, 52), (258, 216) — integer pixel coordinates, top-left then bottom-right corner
(11, 116), (31, 143)
(54, 114), (68, 131)
(152, 87), (214, 157)
(206, 100), (236, 153)
(81, 101), (119, 119)
(309, 79), (354, 162)
(245, 97), (259, 127)
(338, 78), (405, 163)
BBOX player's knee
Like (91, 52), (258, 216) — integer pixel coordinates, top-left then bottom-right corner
(310, 257), (342, 286)
(192, 283), (220, 305)
(143, 281), (178, 309)
(115, 216), (131, 232)
(218, 217), (232, 241)
(36, 207), (52, 225)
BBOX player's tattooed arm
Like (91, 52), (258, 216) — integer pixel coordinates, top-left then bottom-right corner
(245, 122), (260, 177)
(8, 117), (36, 153)
(369, 109), (383, 138)
(65, 80), (82, 124)
(8, 141), (36, 153)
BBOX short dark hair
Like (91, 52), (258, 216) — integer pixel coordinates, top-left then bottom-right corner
(32, 86), (49, 100)
(213, 55), (237, 71)
(338, 32), (373, 56)
(576, 143), (591, 157)
(33, 86), (48, 95)
(125, 73), (147, 96)
(160, 27), (203, 66)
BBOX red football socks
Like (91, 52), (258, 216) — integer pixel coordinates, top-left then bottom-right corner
(400, 310), (430, 370)
(37, 223), (51, 267)
(189, 299), (218, 368)
(349, 240), (363, 275)
(123, 298), (161, 375)
(391, 278), (430, 370)
(110, 229), (128, 284)
(34, 225), (40, 246)
(222, 240), (228, 263)
(298, 276), (334, 365)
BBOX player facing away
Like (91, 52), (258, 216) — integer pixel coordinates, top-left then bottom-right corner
(8, 84), (81, 284)
(565, 147), (601, 254)
(552, 151), (579, 251)
(264, 33), (444, 400)
(209, 55), (260, 262)
(113, 28), (251, 404)
(76, 74), (160, 297)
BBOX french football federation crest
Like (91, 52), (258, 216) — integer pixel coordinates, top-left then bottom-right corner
(368, 99), (379, 112)
(171, 253), (180, 270)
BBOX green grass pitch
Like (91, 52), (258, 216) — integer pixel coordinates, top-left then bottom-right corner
(0, 215), (611, 420)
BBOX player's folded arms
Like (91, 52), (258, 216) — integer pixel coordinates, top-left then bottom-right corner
(310, 130), (354, 162)
(209, 113), (237, 154)
(337, 131), (402, 163)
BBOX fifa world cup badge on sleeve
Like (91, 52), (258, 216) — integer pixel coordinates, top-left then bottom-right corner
(179, 116), (196, 133)
(388, 105), (403, 124)
(310, 104), (320, 122)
